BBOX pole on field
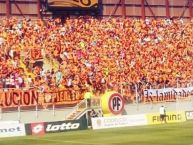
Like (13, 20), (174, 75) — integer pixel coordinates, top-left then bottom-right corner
(35, 103), (38, 118)
(0, 107), (2, 120)
(135, 84), (139, 111)
(175, 78), (180, 114)
(52, 99), (55, 116)
(86, 109), (90, 128)
(17, 104), (21, 121)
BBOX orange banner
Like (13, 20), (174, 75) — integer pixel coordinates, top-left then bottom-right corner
(0, 89), (82, 108)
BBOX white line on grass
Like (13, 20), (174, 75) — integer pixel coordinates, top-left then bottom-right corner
(24, 138), (100, 145)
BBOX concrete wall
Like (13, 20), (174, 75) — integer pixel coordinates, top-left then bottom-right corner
(0, 108), (73, 123)
(1, 99), (193, 123)
(124, 100), (193, 115)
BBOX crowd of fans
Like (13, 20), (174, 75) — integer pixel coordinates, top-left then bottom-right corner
(0, 17), (193, 101)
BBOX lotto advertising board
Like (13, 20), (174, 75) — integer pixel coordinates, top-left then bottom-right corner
(0, 122), (26, 138)
(91, 114), (147, 130)
(25, 118), (88, 135)
(45, 119), (88, 133)
(25, 122), (45, 136)
(146, 111), (186, 125)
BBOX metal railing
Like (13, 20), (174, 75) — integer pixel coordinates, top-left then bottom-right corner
(1, 79), (193, 118)
(65, 97), (102, 120)
(65, 99), (87, 120)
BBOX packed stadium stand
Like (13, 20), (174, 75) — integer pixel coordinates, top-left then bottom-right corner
(0, 17), (193, 93)
(0, 0), (193, 123)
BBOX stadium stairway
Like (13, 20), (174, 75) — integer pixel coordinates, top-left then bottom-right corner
(65, 99), (88, 120)
(65, 98), (102, 120)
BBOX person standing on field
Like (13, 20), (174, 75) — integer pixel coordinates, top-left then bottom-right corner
(159, 105), (167, 124)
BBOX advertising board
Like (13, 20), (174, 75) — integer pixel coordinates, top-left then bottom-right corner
(0, 122), (26, 138)
(146, 111), (186, 125)
(91, 114), (147, 130)
(185, 111), (193, 120)
(31, 122), (45, 136)
(25, 118), (87, 135)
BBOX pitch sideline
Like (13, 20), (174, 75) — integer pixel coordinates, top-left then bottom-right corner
(24, 137), (100, 145)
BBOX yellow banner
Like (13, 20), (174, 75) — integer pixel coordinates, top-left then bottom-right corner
(48, 0), (98, 8)
(146, 112), (186, 125)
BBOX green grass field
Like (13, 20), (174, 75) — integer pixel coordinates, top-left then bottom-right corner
(0, 121), (193, 145)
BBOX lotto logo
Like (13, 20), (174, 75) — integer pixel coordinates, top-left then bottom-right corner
(31, 123), (45, 136)
(108, 93), (124, 115)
